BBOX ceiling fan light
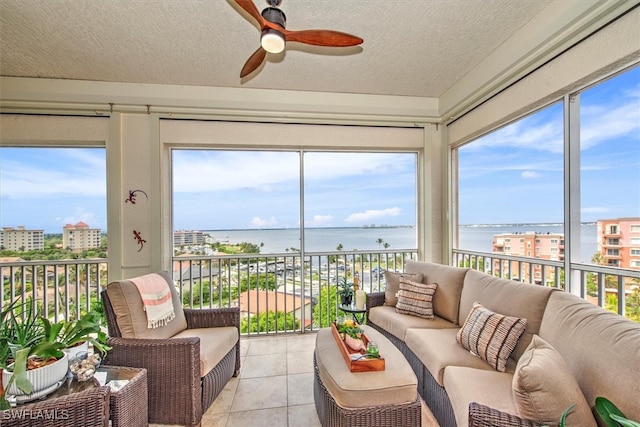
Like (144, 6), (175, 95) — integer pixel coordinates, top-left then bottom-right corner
(261, 29), (285, 54)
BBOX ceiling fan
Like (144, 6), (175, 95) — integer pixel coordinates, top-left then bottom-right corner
(233, 0), (364, 78)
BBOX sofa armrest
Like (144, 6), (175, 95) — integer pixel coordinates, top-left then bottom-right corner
(184, 306), (240, 329)
(468, 402), (540, 427)
(366, 291), (385, 319)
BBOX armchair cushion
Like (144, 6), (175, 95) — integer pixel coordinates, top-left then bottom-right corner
(106, 271), (187, 339)
(173, 326), (239, 377)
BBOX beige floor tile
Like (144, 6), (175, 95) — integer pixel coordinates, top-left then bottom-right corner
(287, 372), (315, 406)
(246, 336), (288, 356)
(287, 404), (322, 427)
(286, 350), (314, 374)
(200, 412), (229, 427)
(286, 333), (317, 352)
(241, 353), (288, 378)
(226, 407), (288, 427)
(231, 375), (288, 412)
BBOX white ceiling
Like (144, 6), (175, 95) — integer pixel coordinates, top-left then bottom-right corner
(0, 0), (561, 99)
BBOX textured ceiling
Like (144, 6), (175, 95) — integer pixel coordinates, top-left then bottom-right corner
(0, 0), (554, 98)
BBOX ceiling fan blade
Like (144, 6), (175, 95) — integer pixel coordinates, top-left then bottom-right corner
(284, 29), (363, 47)
(233, 0), (266, 29)
(240, 47), (267, 78)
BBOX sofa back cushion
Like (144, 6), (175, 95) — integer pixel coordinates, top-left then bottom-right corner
(106, 271), (188, 339)
(459, 270), (555, 360)
(539, 291), (640, 423)
(383, 271), (423, 307)
(405, 261), (467, 324)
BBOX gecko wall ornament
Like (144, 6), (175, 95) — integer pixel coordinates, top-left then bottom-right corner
(125, 189), (148, 204)
(133, 230), (146, 252)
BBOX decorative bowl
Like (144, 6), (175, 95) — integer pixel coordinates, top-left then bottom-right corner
(68, 352), (101, 382)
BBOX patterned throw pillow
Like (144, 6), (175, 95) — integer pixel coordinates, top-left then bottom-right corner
(456, 302), (527, 372)
(384, 272), (423, 307)
(395, 277), (437, 319)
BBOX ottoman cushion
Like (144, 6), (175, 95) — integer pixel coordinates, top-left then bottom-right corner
(314, 325), (417, 408)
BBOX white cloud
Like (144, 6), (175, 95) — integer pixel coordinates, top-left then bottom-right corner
(249, 216), (278, 228)
(581, 206), (610, 215)
(521, 171), (540, 179)
(307, 214), (333, 227)
(345, 207), (401, 223)
(55, 208), (103, 229)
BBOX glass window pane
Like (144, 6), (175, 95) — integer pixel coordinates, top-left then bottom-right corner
(303, 152), (417, 252)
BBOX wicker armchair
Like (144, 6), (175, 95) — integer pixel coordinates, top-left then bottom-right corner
(469, 402), (540, 427)
(101, 274), (240, 427)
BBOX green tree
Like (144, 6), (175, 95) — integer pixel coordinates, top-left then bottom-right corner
(239, 273), (277, 291)
(241, 310), (299, 333)
(313, 285), (339, 328)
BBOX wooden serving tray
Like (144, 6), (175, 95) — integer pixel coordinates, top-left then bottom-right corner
(330, 323), (385, 372)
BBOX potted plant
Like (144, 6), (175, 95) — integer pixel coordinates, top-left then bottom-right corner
(0, 299), (110, 409)
(595, 397), (640, 427)
(337, 277), (354, 306)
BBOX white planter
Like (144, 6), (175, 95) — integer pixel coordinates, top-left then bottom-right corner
(2, 352), (68, 401)
(63, 341), (89, 360)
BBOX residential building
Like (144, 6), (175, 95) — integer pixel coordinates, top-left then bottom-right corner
(238, 289), (313, 329)
(174, 230), (205, 246)
(0, 226), (44, 251)
(62, 222), (102, 252)
(597, 217), (640, 270)
(493, 231), (564, 284)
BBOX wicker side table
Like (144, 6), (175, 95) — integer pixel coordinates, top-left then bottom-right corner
(45, 365), (148, 427)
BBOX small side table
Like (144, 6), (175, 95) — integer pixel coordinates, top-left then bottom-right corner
(338, 304), (367, 324)
(47, 365), (148, 427)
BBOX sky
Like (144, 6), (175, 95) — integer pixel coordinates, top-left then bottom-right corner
(0, 67), (638, 233)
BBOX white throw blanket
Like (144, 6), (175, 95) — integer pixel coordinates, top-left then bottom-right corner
(130, 273), (175, 328)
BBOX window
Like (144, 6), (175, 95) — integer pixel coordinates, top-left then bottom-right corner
(172, 150), (418, 254)
(631, 225), (640, 233)
(0, 147), (107, 252)
(456, 102), (564, 257)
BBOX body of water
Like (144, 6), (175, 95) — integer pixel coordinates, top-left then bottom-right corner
(205, 224), (598, 261)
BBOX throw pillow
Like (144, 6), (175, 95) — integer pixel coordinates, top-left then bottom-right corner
(383, 272), (423, 307)
(395, 277), (437, 319)
(512, 335), (597, 426)
(456, 302), (527, 372)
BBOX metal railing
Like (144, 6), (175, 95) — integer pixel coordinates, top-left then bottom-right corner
(173, 249), (419, 335)
(452, 249), (640, 319)
(3, 248), (637, 332)
(0, 258), (108, 321)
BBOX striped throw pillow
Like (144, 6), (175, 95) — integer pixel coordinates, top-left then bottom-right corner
(395, 277), (437, 319)
(456, 302), (527, 372)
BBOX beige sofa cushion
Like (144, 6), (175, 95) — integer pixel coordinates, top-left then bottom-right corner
(459, 269), (555, 360)
(443, 366), (517, 427)
(383, 272), (422, 307)
(456, 302), (527, 372)
(512, 335), (596, 426)
(106, 271), (187, 339)
(368, 305), (457, 342)
(405, 261), (467, 324)
(539, 291), (640, 423)
(395, 278), (437, 319)
(314, 325), (417, 408)
(405, 328), (516, 386)
(173, 326), (239, 377)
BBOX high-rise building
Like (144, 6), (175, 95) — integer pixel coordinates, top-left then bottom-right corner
(173, 230), (205, 246)
(597, 217), (640, 270)
(0, 226), (44, 251)
(63, 222), (102, 251)
(492, 231), (565, 285)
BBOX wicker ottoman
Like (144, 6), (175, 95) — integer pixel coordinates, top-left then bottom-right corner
(314, 325), (421, 427)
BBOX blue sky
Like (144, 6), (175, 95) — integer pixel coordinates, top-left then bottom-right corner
(1, 67), (638, 233)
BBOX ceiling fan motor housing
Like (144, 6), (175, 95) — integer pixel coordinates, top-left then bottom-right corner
(261, 7), (286, 28)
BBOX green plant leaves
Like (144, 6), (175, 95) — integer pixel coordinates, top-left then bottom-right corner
(595, 397), (639, 427)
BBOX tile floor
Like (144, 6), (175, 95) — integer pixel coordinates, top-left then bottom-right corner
(151, 332), (439, 427)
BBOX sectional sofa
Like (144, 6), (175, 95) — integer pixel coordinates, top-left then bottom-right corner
(365, 261), (640, 427)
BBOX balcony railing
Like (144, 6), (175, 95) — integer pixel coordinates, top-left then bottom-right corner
(2, 248), (638, 332)
(452, 249), (640, 319)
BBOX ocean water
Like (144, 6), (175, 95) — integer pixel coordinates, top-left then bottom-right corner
(205, 224), (598, 261)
